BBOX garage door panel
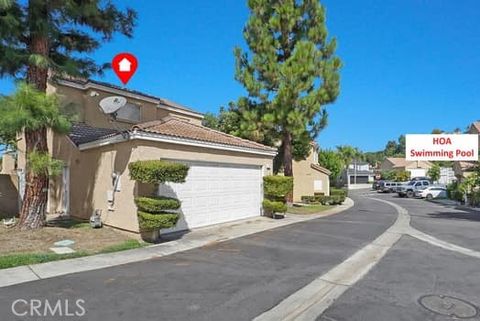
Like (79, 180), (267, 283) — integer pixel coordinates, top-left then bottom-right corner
(159, 161), (262, 232)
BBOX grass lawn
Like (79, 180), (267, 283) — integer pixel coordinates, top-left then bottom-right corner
(0, 218), (146, 269)
(287, 204), (333, 214)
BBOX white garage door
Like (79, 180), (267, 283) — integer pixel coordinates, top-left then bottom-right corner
(158, 161), (263, 232)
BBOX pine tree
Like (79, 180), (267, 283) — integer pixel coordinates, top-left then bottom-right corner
(234, 0), (341, 176)
(0, 0), (136, 229)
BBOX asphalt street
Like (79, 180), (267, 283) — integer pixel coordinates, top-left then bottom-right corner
(319, 191), (480, 321)
(2, 191), (480, 321)
(0, 192), (397, 321)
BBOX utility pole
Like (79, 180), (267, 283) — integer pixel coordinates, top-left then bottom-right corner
(354, 158), (357, 185)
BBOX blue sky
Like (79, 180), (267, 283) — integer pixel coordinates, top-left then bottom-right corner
(1, 0), (479, 152)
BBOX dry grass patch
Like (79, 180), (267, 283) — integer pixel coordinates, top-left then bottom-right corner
(287, 204), (333, 215)
(0, 218), (144, 256)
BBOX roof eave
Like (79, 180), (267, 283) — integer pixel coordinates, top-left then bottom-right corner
(77, 130), (277, 157)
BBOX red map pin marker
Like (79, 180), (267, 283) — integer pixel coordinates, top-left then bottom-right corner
(112, 53), (138, 85)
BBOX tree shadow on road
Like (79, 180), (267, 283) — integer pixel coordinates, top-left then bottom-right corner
(427, 207), (480, 222)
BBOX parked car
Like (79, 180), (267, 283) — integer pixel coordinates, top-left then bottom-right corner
(419, 186), (447, 200)
(372, 180), (383, 190)
(377, 181), (401, 193)
(397, 180), (431, 198)
(410, 176), (431, 181)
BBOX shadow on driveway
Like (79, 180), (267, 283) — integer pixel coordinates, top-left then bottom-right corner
(426, 208), (480, 222)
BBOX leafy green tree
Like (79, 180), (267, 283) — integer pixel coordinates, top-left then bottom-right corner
(427, 164), (441, 182)
(202, 105), (241, 136)
(384, 140), (398, 157)
(431, 128), (444, 134)
(381, 170), (396, 181)
(318, 149), (344, 179)
(394, 170), (410, 182)
(336, 145), (362, 167)
(0, 0), (136, 229)
(363, 151), (384, 167)
(0, 84), (71, 227)
(234, 0), (341, 176)
(396, 135), (406, 155)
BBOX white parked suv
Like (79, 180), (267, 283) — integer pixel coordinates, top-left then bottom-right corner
(419, 186), (447, 200)
(397, 180), (431, 198)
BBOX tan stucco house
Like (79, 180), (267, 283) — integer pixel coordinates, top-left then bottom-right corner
(380, 157), (433, 178)
(11, 78), (277, 233)
(453, 122), (480, 182)
(292, 143), (331, 202)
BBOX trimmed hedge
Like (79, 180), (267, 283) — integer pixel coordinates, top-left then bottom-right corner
(129, 160), (189, 184)
(137, 211), (179, 231)
(262, 199), (287, 214)
(134, 196), (181, 213)
(262, 175), (293, 217)
(330, 188), (348, 197)
(301, 195), (345, 205)
(263, 176), (294, 198)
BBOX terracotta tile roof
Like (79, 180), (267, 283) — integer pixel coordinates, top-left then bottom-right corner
(471, 122), (480, 134)
(385, 157), (432, 169)
(68, 123), (121, 146)
(457, 161), (477, 171)
(311, 164), (331, 175)
(133, 118), (277, 152)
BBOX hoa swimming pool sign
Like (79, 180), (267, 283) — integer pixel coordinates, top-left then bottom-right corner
(406, 134), (479, 161)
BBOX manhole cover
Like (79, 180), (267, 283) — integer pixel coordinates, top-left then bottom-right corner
(418, 294), (478, 319)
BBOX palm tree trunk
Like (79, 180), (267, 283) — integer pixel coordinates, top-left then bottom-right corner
(19, 2), (50, 229)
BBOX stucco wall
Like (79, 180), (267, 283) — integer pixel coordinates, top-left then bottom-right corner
(49, 139), (273, 232)
(292, 146), (330, 202)
(48, 82), (203, 129)
(292, 159), (330, 202)
(0, 174), (18, 217)
(1, 153), (16, 174)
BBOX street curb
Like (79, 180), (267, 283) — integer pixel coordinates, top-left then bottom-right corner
(0, 198), (354, 288)
(254, 197), (404, 321)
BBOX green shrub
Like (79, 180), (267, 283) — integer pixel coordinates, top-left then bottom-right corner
(329, 195), (345, 205)
(301, 195), (345, 205)
(263, 176), (293, 198)
(447, 182), (463, 202)
(134, 196), (181, 213)
(330, 188), (347, 197)
(137, 211), (179, 231)
(129, 160), (189, 184)
(262, 199), (287, 214)
(301, 196), (316, 204)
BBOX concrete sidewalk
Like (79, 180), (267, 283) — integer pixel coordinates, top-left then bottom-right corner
(0, 198), (353, 288)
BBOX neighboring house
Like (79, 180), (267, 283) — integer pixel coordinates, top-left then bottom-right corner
(342, 161), (375, 185)
(453, 161), (476, 182)
(453, 122), (480, 182)
(438, 167), (456, 185)
(0, 150), (19, 217)
(292, 143), (331, 202)
(12, 78), (277, 233)
(380, 157), (433, 178)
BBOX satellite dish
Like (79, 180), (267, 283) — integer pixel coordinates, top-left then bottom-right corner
(99, 96), (127, 114)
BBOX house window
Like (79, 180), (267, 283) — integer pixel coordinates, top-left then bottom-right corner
(116, 103), (141, 123)
(314, 180), (323, 191)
